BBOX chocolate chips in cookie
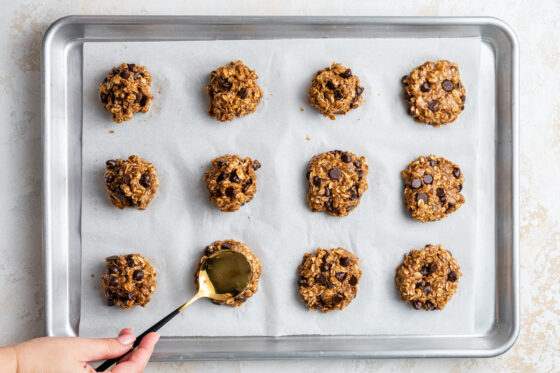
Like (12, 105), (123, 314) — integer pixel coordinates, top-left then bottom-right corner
(307, 62), (365, 120)
(297, 248), (362, 313)
(306, 150), (369, 217)
(395, 244), (462, 310)
(401, 154), (465, 222)
(402, 60), (466, 126)
(203, 154), (260, 212)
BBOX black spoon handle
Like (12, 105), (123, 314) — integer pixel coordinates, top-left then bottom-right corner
(95, 306), (181, 372)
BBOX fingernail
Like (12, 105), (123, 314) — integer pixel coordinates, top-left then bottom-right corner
(154, 333), (161, 343)
(118, 333), (136, 345)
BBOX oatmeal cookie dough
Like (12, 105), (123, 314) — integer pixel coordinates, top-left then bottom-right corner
(395, 244), (462, 310)
(306, 150), (368, 217)
(402, 60), (466, 126)
(297, 248), (361, 313)
(104, 155), (159, 210)
(101, 254), (157, 310)
(401, 154), (465, 222)
(205, 60), (263, 122)
(203, 154), (260, 212)
(99, 62), (153, 123)
(307, 63), (364, 120)
(195, 240), (261, 307)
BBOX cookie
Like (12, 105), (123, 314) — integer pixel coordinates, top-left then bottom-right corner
(307, 63), (364, 120)
(395, 244), (461, 310)
(203, 154), (260, 212)
(306, 150), (369, 217)
(101, 254), (157, 310)
(99, 62), (153, 123)
(104, 155), (159, 210)
(401, 154), (465, 222)
(205, 60), (263, 122)
(297, 248), (361, 313)
(402, 60), (466, 126)
(195, 240), (261, 307)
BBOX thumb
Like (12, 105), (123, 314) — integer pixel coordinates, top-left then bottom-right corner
(76, 329), (136, 361)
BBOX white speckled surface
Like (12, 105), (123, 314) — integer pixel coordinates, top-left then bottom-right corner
(0, 0), (557, 371)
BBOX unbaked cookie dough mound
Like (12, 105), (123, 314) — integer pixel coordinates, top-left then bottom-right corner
(306, 150), (369, 217)
(101, 254), (157, 310)
(203, 154), (261, 212)
(307, 62), (364, 120)
(395, 244), (461, 311)
(205, 60), (263, 122)
(99, 62), (153, 123)
(297, 248), (361, 313)
(401, 154), (465, 222)
(104, 155), (159, 210)
(195, 240), (262, 307)
(402, 60), (466, 126)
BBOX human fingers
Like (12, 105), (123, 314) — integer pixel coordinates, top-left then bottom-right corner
(112, 332), (159, 373)
(76, 330), (136, 361)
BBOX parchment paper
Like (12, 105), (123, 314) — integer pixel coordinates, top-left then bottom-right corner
(80, 37), (491, 338)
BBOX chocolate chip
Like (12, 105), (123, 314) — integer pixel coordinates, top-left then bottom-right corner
(423, 174), (433, 184)
(334, 90), (344, 100)
(423, 284), (432, 294)
(106, 160), (117, 169)
(340, 257), (350, 267)
(320, 263), (331, 272)
(229, 171), (240, 183)
(252, 160), (261, 170)
(225, 187), (235, 197)
(415, 281), (423, 289)
(428, 100), (440, 112)
(125, 292), (134, 301)
(133, 270), (144, 281)
(332, 293), (345, 305)
(237, 87), (248, 99)
(204, 246), (215, 256)
(221, 242), (233, 250)
(404, 92), (412, 100)
(216, 173), (225, 182)
(135, 92), (142, 103)
(355, 86), (364, 96)
(429, 262), (437, 274)
(425, 300), (435, 310)
(127, 259), (135, 267)
(447, 203), (456, 212)
(349, 186), (359, 200)
(420, 81), (431, 92)
(452, 168), (461, 178)
(341, 153), (352, 163)
(328, 168), (342, 180)
(335, 272), (347, 282)
(107, 256), (119, 261)
(442, 79), (454, 92)
(242, 179), (253, 190)
(105, 174), (115, 184)
(314, 273), (328, 286)
(348, 276), (358, 286)
(401, 75), (409, 85)
(411, 178), (422, 189)
(139, 96), (148, 107)
(119, 70), (130, 79)
(458, 184), (463, 192)
(339, 69), (352, 78)
(356, 170), (364, 179)
(236, 295), (247, 303)
(107, 264), (118, 274)
(297, 276), (308, 286)
(134, 72), (143, 80)
(416, 193), (428, 203)
(436, 188), (445, 197)
(218, 78), (231, 90)
(140, 174), (151, 188)
(457, 81), (462, 89)
(107, 298), (115, 306)
(122, 174), (131, 184)
(313, 176), (322, 186)
(100, 93), (108, 103)
(428, 159), (436, 167)
(411, 300), (423, 310)
(324, 187), (331, 197)
(420, 265), (430, 276)
(107, 290), (116, 300)
(326, 80), (335, 90)
(115, 190), (126, 200)
(448, 270), (458, 282)
(109, 277), (119, 287)
(354, 160), (362, 168)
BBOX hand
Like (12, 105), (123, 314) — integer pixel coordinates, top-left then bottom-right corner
(0, 328), (159, 373)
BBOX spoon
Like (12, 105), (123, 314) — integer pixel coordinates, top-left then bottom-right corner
(95, 250), (252, 371)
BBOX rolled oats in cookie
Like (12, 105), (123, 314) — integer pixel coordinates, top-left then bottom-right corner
(402, 60), (466, 126)
(204, 154), (260, 212)
(101, 254), (157, 310)
(99, 62), (153, 123)
(195, 240), (261, 307)
(307, 63), (365, 120)
(306, 150), (368, 217)
(297, 248), (361, 313)
(401, 154), (465, 222)
(104, 155), (159, 210)
(205, 60), (263, 122)
(395, 244), (461, 311)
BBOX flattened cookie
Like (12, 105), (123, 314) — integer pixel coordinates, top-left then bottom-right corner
(402, 154), (464, 222)
(195, 240), (261, 307)
(307, 63), (364, 120)
(101, 254), (157, 310)
(395, 244), (461, 310)
(99, 62), (153, 123)
(104, 155), (159, 210)
(203, 154), (260, 212)
(306, 150), (368, 217)
(402, 60), (466, 126)
(297, 248), (361, 313)
(206, 60), (263, 122)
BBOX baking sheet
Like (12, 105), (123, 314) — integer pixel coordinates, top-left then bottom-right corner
(80, 37), (489, 338)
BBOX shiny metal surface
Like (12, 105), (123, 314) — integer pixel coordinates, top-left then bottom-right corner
(42, 16), (519, 359)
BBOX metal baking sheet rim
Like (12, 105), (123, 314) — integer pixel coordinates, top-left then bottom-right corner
(41, 16), (519, 359)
